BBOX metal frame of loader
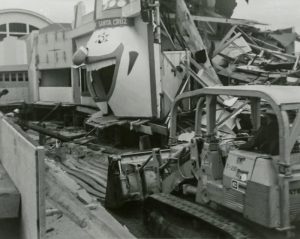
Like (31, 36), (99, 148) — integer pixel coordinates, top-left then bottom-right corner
(105, 87), (300, 238)
(168, 85), (300, 236)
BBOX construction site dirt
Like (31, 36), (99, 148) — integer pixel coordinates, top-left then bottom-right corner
(0, 102), (298, 239)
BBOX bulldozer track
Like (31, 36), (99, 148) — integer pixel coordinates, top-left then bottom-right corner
(145, 193), (262, 239)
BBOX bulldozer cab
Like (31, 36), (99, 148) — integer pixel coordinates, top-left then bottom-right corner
(169, 85), (300, 233)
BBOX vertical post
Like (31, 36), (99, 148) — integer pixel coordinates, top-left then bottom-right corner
(279, 111), (291, 166)
(277, 110), (292, 232)
(72, 41), (81, 104)
(250, 98), (261, 132)
(169, 104), (178, 145)
(279, 175), (291, 231)
(38, 127), (46, 146)
(195, 98), (205, 137)
(153, 0), (161, 44)
(206, 95), (217, 139)
(185, 49), (192, 111)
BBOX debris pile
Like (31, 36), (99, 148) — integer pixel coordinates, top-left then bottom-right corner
(213, 26), (300, 86)
(49, 143), (108, 201)
(160, 0), (300, 91)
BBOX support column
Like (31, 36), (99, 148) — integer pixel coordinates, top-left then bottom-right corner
(206, 95), (217, 139)
(250, 98), (261, 131)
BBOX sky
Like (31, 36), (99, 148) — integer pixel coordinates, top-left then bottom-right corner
(1, 0), (300, 32)
(0, 0), (95, 23)
(233, 0), (300, 33)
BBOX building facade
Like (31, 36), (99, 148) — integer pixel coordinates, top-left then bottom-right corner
(0, 9), (53, 104)
(34, 23), (74, 103)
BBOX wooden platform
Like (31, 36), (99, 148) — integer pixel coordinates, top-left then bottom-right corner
(0, 163), (20, 219)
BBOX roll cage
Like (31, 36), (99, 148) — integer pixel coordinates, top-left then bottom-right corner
(169, 85), (300, 231)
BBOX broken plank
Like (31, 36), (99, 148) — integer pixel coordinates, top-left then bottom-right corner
(46, 203), (98, 217)
(293, 55), (300, 71)
(70, 159), (107, 181)
(20, 121), (72, 142)
(212, 32), (242, 57)
(214, 25), (238, 54)
(248, 42), (297, 60)
(69, 175), (105, 199)
(191, 15), (264, 26)
(176, 0), (221, 84)
(78, 158), (108, 173)
(85, 160), (108, 172)
(236, 65), (280, 76)
(218, 70), (255, 83)
(87, 155), (109, 165)
(148, 123), (169, 136)
(73, 136), (97, 145)
(263, 62), (295, 71)
(92, 157), (109, 166)
(45, 159), (94, 204)
(249, 35), (285, 52)
(60, 164), (106, 193)
(236, 26), (257, 45)
(64, 160), (107, 188)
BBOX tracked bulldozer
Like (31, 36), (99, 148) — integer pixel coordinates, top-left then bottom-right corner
(106, 85), (300, 238)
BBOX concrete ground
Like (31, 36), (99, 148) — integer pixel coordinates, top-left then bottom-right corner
(46, 214), (93, 239)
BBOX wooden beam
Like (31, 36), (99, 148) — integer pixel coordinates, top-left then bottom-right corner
(148, 123), (169, 136)
(60, 164), (106, 193)
(250, 35), (285, 52)
(214, 25), (237, 54)
(191, 15), (265, 26)
(20, 121), (76, 142)
(212, 32), (242, 57)
(204, 8), (267, 26)
(248, 43), (297, 60)
(236, 26), (257, 45)
(176, 0), (221, 84)
(293, 55), (300, 71)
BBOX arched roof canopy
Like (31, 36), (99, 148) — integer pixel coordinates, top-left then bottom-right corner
(0, 9), (53, 25)
(0, 9), (53, 33)
(0, 9), (53, 39)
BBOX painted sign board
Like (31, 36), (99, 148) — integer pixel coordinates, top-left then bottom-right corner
(102, 0), (129, 11)
(96, 18), (134, 29)
(95, 0), (141, 20)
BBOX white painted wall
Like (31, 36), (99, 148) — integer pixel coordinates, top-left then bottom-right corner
(0, 36), (27, 66)
(39, 87), (73, 102)
(37, 30), (73, 70)
(0, 87), (29, 104)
